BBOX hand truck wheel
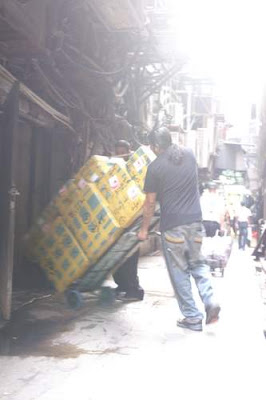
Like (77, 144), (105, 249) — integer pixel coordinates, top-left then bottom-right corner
(66, 289), (82, 309)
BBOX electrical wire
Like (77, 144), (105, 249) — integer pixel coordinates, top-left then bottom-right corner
(60, 48), (128, 76)
(32, 60), (76, 109)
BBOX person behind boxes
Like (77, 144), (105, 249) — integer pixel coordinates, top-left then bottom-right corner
(137, 128), (220, 331)
(112, 140), (144, 301)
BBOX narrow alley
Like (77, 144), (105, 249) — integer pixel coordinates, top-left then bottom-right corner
(1, 2), (266, 400)
(0, 244), (265, 400)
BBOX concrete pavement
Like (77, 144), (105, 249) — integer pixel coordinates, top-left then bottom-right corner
(0, 246), (266, 400)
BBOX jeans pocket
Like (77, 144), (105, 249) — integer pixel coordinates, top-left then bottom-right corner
(189, 225), (205, 265)
(164, 232), (185, 245)
(163, 231), (187, 271)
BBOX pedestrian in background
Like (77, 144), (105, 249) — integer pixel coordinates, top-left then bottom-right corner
(236, 201), (252, 250)
(138, 128), (220, 331)
(200, 182), (225, 237)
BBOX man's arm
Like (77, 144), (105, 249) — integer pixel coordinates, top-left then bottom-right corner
(138, 192), (157, 241)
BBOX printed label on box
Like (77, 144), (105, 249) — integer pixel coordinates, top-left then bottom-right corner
(133, 157), (145, 172)
(78, 178), (88, 189)
(127, 185), (140, 200)
(90, 173), (99, 183)
(109, 175), (120, 190)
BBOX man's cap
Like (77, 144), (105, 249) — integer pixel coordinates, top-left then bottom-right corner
(114, 140), (130, 151)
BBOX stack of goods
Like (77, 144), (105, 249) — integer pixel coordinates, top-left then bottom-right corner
(126, 146), (156, 190)
(75, 156), (125, 184)
(93, 164), (145, 228)
(58, 182), (122, 264)
(26, 216), (89, 292)
(25, 147), (155, 292)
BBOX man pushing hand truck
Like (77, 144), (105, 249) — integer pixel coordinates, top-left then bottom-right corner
(138, 128), (220, 332)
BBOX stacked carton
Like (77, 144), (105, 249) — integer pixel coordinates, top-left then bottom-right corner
(63, 183), (121, 263)
(75, 156), (125, 184)
(31, 217), (89, 292)
(126, 146), (156, 190)
(94, 164), (145, 228)
(25, 147), (155, 292)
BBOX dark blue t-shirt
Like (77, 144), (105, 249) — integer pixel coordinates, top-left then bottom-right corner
(144, 146), (202, 232)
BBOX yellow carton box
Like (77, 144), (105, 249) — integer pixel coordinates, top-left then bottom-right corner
(95, 165), (145, 228)
(34, 217), (89, 292)
(63, 183), (122, 263)
(75, 155), (126, 184)
(53, 179), (78, 217)
(24, 181), (78, 261)
(25, 152), (147, 289)
(52, 156), (126, 218)
(126, 146), (156, 190)
(24, 203), (60, 261)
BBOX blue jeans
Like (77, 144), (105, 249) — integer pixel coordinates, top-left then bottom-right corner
(161, 222), (214, 319)
(238, 222), (248, 250)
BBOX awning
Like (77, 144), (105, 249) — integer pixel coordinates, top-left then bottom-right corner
(0, 65), (73, 131)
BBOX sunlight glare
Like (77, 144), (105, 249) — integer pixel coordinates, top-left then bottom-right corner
(166, 0), (266, 128)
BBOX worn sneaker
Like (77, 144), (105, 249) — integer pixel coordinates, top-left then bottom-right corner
(177, 318), (203, 332)
(116, 289), (144, 302)
(206, 303), (221, 324)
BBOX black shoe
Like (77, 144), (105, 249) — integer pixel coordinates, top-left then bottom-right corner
(177, 318), (202, 331)
(115, 286), (126, 296)
(206, 303), (221, 324)
(116, 288), (144, 302)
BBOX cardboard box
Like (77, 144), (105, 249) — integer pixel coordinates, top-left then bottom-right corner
(95, 164), (145, 227)
(33, 217), (89, 292)
(63, 183), (122, 263)
(126, 146), (156, 190)
(75, 155), (126, 184)
(53, 179), (78, 217)
(24, 203), (60, 261)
